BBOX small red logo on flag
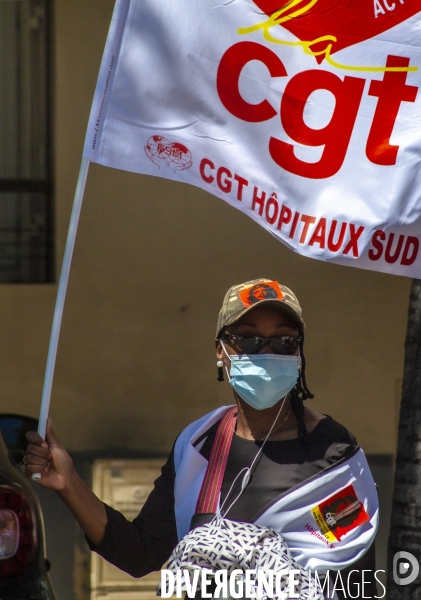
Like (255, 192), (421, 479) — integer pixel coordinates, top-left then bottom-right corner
(145, 136), (193, 171)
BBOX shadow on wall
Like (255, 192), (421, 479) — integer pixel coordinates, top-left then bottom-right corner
(33, 453), (394, 600)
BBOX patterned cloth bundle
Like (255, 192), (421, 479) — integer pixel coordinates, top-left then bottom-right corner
(156, 518), (324, 600)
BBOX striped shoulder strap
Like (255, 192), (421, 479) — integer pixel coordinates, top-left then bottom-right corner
(195, 406), (237, 514)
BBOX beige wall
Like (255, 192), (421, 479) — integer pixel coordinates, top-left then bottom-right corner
(0, 0), (411, 455)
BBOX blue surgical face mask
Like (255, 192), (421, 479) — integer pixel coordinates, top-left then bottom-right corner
(222, 342), (300, 410)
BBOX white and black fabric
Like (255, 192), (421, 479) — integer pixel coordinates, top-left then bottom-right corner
(157, 518), (324, 600)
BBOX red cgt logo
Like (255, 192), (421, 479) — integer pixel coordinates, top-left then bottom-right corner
(216, 0), (420, 179)
(250, 0), (421, 63)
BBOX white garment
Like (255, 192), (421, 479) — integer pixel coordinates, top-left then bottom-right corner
(173, 406), (379, 574)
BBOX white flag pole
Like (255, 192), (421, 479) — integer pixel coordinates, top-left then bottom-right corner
(36, 0), (129, 436)
(33, 0), (129, 478)
(33, 157), (90, 473)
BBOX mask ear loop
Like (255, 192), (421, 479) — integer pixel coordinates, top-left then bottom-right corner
(217, 394), (288, 519)
(220, 340), (233, 381)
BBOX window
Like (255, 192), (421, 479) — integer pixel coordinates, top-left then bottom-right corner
(0, 0), (53, 282)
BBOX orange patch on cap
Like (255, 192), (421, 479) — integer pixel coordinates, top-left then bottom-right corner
(238, 281), (284, 308)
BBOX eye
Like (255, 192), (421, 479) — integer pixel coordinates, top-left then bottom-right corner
(271, 336), (300, 354)
(230, 336), (260, 354)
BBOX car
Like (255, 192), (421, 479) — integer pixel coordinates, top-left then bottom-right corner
(0, 413), (56, 599)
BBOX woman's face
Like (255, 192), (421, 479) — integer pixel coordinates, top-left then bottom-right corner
(215, 305), (300, 373)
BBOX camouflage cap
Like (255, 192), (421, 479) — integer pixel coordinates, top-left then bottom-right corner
(216, 278), (304, 338)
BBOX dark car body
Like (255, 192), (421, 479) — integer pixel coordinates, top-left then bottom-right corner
(0, 414), (56, 599)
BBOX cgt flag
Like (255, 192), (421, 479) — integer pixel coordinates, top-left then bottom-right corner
(84, 0), (421, 278)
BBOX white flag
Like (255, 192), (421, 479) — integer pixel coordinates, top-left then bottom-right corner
(84, 0), (421, 278)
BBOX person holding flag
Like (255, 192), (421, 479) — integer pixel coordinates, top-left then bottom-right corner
(18, 0), (420, 596)
(25, 278), (379, 599)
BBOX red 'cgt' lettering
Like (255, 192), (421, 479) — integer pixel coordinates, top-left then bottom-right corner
(366, 56), (418, 166)
(216, 42), (418, 179)
(271, 70), (365, 179)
